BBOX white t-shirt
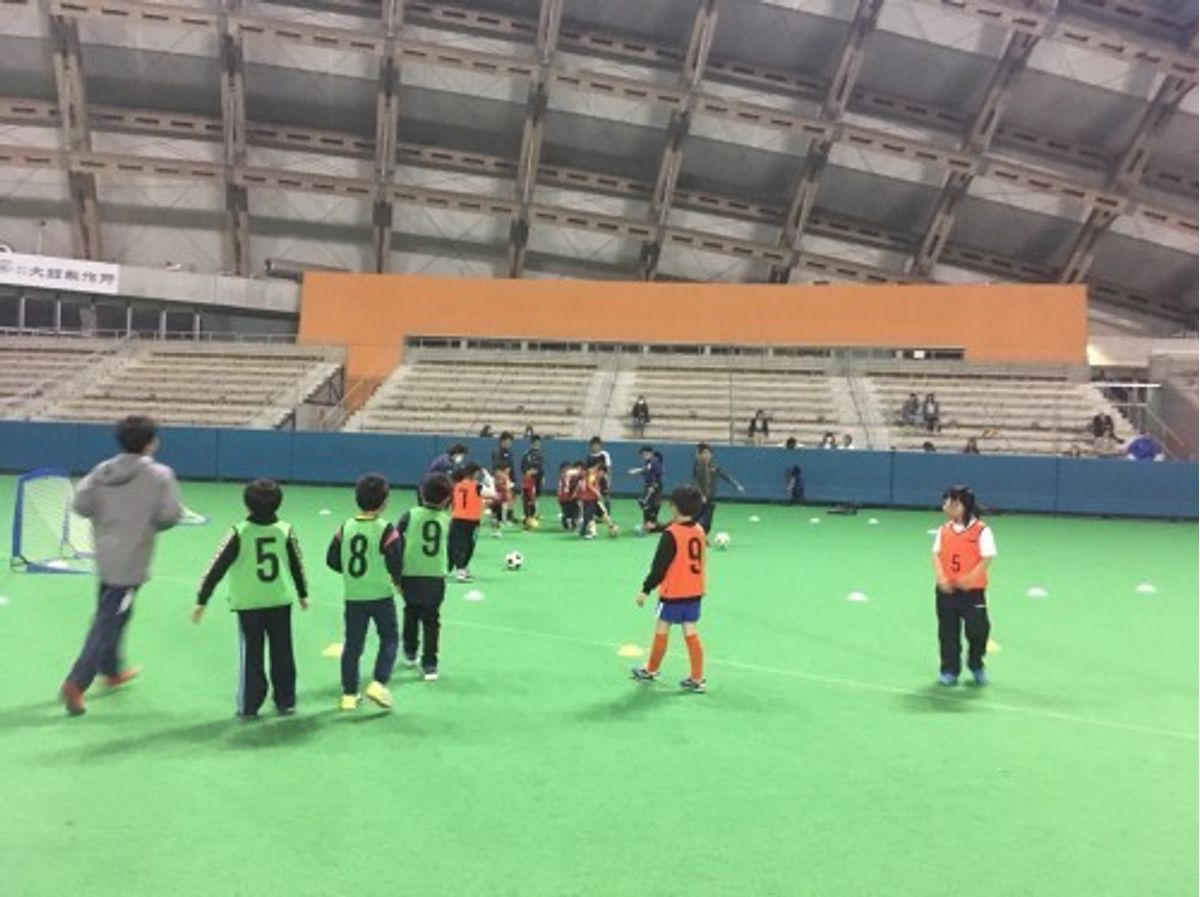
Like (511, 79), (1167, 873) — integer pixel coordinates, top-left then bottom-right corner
(932, 520), (997, 557)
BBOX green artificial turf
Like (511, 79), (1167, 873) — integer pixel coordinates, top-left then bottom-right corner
(0, 477), (1196, 896)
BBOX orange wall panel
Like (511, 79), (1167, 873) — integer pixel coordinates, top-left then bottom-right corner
(298, 274), (1087, 380)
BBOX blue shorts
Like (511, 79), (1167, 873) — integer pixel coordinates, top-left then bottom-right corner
(657, 598), (702, 624)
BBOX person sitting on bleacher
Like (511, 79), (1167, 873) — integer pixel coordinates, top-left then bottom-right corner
(923, 393), (941, 433)
(748, 410), (770, 446)
(631, 395), (651, 438)
(901, 393), (921, 427)
(1126, 432), (1165, 462)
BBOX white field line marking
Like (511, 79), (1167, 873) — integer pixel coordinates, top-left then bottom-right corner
(158, 577), (1196, 743)
(445, 618), (1198, 743)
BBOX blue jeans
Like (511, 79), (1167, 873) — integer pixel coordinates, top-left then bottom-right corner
(342, 597), (399, 694)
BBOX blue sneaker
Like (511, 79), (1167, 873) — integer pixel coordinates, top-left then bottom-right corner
(937, 672), (958, 686)
(971, 668), (989, 686)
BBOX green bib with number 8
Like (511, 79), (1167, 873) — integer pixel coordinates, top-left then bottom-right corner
(228, 521), (296, 610)
(340, 516), (395, 600)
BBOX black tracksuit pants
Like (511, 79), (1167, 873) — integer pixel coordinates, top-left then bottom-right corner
(639, 484), (662, 527)
(448, 519), (479, 570)
(236, 605), (296, 716)
(559, 499), (579, 529)
(400, 577), (445, 671)
(936, 588), (990, 675)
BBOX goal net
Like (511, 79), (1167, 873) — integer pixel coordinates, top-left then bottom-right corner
(10, 469), (94, 574)
(9, 467), (209, 574)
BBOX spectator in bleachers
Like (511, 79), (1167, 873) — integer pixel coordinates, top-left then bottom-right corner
(1125, 432), (1165, 461)
(748, 409), (770, 446)
(839, 434), (856, 450)
(1094, 423), (1122, 457)
(1090, 412), (1114, 441)
(631, 395), (651, 438)
(479, 424), (493, 438)
(819, 432), (837, 450)
(523, 423), (536, 440)
(922, 441), (937, 453)
(963, 437), (980, 454)
(901, 393), (922, 427)
(923, 393), (941, 433)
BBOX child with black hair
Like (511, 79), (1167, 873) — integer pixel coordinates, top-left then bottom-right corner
(631, 484), (709, 692)
(60, 414), (182, 716)
(326, 473), (404, 711)
(492, 433), (518, 523)
(449, 462), (492, 582)
(628, 445), (665, 534)
(193, 479), (309, 717)
(557, 461), (581, 531)
(932, 485), (997, 686)
(396, 474), (453, 681)
(490, 463), (515, 529)
(579, 460), (619, 539)
(520, 434), (544, 527)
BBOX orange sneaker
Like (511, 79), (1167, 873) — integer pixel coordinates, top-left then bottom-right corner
(61, 680), (86, 716)
(102, 666), (141, 688)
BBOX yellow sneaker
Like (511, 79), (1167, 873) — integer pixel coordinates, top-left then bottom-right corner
(339, 694), (360, 711)
(364, 680), (394, 709)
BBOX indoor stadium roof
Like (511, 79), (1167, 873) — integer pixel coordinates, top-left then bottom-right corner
(0, 0), (1196, 331)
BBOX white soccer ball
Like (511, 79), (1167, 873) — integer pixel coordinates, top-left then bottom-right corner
(713, 532), (731, 549)
(505, 551), (524, 571)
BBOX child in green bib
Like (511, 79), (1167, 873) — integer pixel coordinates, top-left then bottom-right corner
(396, 474), (454, 681)
(325, 473), (405, 712)
(193, 479), (309, 718)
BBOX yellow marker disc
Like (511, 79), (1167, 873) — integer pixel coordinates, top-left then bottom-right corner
(322, 643), (343, 658)
(987, 639), (1001, 652)
(617, 644), (644, 658)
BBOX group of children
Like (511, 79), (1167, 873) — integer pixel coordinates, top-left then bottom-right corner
(193, 472), (454, 715)
(59, 415), (997, 717)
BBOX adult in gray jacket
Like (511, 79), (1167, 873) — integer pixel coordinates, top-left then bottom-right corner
(61, 415), (182, 715)
(692, 442), (744, 535)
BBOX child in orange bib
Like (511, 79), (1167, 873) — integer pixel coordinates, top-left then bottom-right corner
(932, 485), (997, 686)
(631, 484), (708, 693)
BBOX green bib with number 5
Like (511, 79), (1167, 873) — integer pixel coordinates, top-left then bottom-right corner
(228, 521), (296, 611)
(400, 506), (450, 579)
(340, 516), (395, 600)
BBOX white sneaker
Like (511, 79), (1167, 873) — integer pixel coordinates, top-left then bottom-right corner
(455, 569), (468, 582)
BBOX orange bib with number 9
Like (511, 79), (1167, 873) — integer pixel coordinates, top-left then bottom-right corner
(661, 523), (706, 599)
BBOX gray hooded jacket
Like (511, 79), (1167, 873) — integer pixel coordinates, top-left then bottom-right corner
(73, 453), (182, 586)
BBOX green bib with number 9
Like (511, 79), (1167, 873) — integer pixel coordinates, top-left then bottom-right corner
(400, 506), (450, 578)
(341, 516), (395, 600)
(228, 521), (295, 610)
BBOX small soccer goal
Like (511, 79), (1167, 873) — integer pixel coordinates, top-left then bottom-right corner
(9, 467), (209, 574)
(9, 468), (94, 574)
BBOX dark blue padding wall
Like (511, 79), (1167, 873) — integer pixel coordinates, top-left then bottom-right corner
(0, 421), (1194, 519)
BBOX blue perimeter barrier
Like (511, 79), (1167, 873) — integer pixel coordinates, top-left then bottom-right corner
(0, 421), (1195, 519)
